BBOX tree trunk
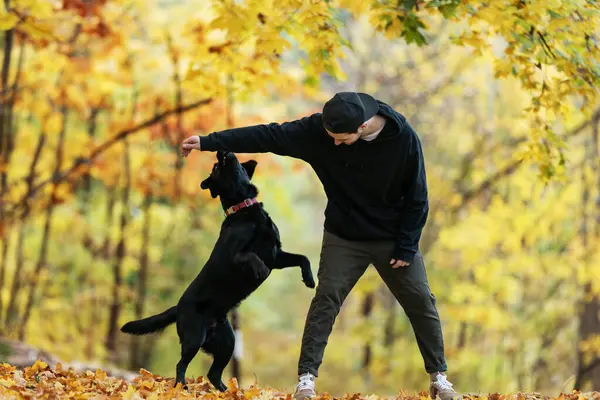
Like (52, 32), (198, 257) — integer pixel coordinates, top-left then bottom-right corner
(7, 98), (211, 222)
(0, 0), (14, 175)
(106, 81), (137, 362)
(0, 239), (8, 329)
(85, 186), (116, 359)
(361, 291), (374, 371)
(532, 316), (570, 389)
(129, 191), (152, 370)
(18, 108), (68, 340)
(105, 139), (131, 361)
(0, 12), (21, 326)
(383, 290), (396, 348)
(573, 116), (600, 390)
(75, 107), (99, 200)
(574, 284), (600, 390)
(230, 310), (242, 382)
(165, 33), (184, 201)
(81, 108), (100, 361)
(381, 289), (396, 374)
(5, 131), (45, 331)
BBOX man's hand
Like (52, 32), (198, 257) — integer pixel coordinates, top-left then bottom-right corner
(181, 135), (200, 157)
(390, 258), (409, 268)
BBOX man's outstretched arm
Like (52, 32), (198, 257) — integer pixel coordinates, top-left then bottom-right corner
(181, 113), (322, 160)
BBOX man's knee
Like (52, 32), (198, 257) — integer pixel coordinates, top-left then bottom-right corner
(312, 280), (349, 314)
(401, 284), (437, 315)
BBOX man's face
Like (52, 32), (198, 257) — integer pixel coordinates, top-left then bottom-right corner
(325, 130), (361, 146)
(324, 119), (370, 145)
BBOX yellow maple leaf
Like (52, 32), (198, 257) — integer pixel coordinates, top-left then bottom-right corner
(244, 385), (262, 399)
(257, 36), (291, 55)
(66, 85), (89, 111)
(146, 392), (160, 400)
(122, 384), (143, 400)
(138, 379), (154, 390)
(44, 112), (64, 135)
(31, 360), (49, 373)
(19, 19), (56, 41)
(0, 12), (18, 30)
(95, 369), (107, 381)
(17, 0), (55, 18)
(51, 182), (72, 205)
(0, 378), (15, 388)
(32, 97), (52, 119)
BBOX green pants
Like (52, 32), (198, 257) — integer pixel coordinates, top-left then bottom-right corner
(298, 230), (447, 376)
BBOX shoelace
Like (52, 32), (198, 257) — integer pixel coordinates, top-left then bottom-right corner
(432, 375), (454, 390)
(296, 374), (314, 390)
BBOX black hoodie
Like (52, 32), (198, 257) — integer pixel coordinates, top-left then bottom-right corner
(198, 100), (428, 264)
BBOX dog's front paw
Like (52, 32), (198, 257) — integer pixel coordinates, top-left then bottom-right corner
(233, 253), (251, 264)
(254, 264), (270, 280)
(303, 274), (316, 288)
(301, 260), (315, 288)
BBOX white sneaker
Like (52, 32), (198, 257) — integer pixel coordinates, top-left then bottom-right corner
(430, 372), (461, 400)
(293, 372), (316, 399)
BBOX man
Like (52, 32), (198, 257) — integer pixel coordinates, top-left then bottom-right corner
(181, 92), (460, 400)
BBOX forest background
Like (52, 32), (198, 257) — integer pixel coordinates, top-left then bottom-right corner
(0, 0), (599, 397)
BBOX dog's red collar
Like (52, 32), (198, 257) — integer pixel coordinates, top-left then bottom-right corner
(224, 197), (258, 216)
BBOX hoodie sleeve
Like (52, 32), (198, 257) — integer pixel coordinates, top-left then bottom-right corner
(199, 113), (322, 161)
(390, 129), (429, 265)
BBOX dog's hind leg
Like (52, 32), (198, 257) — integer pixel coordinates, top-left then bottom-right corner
(175, 307), (208, 388)
(273, 250), (315, 288)
(201, 319), (235, 392)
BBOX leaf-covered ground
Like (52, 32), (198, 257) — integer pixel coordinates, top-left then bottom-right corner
(1, 361), (600, 400)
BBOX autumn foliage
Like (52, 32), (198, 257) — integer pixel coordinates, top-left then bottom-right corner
(0, 0), (599, 396)
(1, 360), (600, 400)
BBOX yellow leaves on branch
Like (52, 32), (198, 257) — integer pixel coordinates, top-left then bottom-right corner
(0, 0), (54, 32)
(43, 111), (64, 136)
(185, 0), (347, 95)
(0, 1), (18, 30)
(321, 0), (599, 179)
(1, 0), (58, 44)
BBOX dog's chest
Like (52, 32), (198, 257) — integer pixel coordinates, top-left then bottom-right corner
(221, 214), (280, 266)
(248, 229), (278, 266)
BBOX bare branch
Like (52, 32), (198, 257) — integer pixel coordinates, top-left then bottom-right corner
(452, 107), (600, 210)
(3, 97), (213, 220)
(411, 55), (475, 107)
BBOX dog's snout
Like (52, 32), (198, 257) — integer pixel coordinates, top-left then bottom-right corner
(215, 151), (235, 169)
(221, 152), (234, 166)
(216, 150), (229, 161)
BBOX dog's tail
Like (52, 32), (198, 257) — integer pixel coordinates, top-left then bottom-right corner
(120, 306), (177, 335)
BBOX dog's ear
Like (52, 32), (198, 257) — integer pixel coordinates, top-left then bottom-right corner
(216, 150), (225, 162)
(200, 176), (212, 190)
(200, 177), (219, 198)
(241, 160), (258, 179)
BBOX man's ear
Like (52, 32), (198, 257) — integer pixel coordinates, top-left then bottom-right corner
(200, 177), (219, 198)
(241, 160), (258, 179)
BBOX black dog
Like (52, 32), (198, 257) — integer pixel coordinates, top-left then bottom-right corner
(120, 150), (315, 391)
